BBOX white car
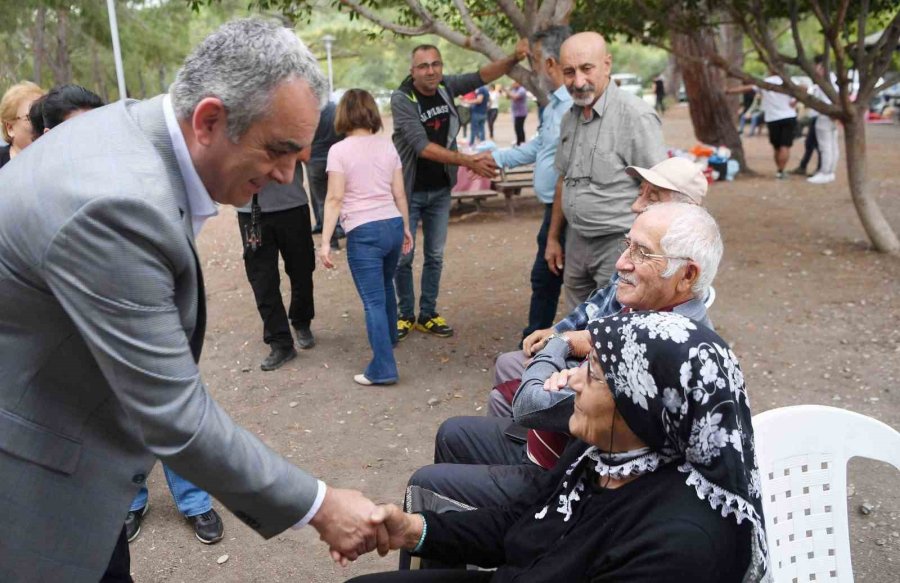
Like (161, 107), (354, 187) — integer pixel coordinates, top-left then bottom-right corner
(611, 73), (643, 97)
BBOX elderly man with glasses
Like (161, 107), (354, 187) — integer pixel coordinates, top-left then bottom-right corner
(404, 198), (721, 520)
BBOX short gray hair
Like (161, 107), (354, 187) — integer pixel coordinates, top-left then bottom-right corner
(170, 18), (328, 141)
(530, 26), (572, 61)
(648, 202), (723, 298)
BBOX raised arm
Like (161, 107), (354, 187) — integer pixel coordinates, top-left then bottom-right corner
(478, 38), (529, 86)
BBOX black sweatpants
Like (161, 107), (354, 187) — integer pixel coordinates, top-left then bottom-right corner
(238, 205), (315, 349)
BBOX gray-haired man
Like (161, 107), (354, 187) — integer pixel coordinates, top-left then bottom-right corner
(0, 19), (378, 581)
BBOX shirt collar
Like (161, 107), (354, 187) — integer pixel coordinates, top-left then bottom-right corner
(551, 84), (572, 106)
(162, 94), (218, 236)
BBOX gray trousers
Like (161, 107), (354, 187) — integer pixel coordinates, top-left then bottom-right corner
(563, 229), (623, 311)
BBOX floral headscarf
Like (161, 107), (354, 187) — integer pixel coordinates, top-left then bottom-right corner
(589, 311), (770, 583)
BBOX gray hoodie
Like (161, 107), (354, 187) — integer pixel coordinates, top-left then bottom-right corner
(390, 71), (483, 197)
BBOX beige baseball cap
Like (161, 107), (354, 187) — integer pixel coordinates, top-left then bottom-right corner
(625, 157), (707, 204)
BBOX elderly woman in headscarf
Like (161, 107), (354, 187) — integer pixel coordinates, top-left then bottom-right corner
(347, 311), (770, 583)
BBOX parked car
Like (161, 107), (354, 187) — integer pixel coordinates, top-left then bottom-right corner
(611, 73), (643, 97)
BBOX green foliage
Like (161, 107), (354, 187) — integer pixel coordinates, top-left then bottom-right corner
(0, 0), (253, 100)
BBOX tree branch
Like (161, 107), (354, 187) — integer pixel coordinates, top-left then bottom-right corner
(452, 0), (480, 37)
(336, 0), (433, 36)
(496, 0), (529, 36)
(536, 0), (560, 29)
(859, 7), (900, 100)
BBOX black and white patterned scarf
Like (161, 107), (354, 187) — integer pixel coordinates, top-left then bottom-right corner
(588, 310), (770, 582)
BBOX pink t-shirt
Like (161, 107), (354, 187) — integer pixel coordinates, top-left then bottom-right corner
(326, 134), (402, 233)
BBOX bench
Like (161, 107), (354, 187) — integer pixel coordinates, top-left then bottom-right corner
(491, 178), (534, 215)
(450, 189), (498, 212)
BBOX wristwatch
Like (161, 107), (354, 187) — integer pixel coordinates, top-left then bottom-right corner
(545, 333), (571, 349)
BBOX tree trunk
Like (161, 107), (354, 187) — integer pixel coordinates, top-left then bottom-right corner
(54, 8), (72, 85)
(663, 53), (680, 100)
(137, 68), (146, 99)
(843, 112), (900, 253)
(669, 21), (748, 171)
(158, 64), (168, 94)
(91, 41), (109, 103)
(32, 6), (46, 86)
(719, 23), (743, 114)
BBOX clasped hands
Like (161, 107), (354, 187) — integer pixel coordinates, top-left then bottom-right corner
(309, 487), (423, 567)
(466, 150), (498, 178)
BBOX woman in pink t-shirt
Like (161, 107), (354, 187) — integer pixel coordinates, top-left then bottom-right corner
(319, 89), (413, 385)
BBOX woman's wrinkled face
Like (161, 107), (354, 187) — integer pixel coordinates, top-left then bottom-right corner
(568, 350), (618, 447)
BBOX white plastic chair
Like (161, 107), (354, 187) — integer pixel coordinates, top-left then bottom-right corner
(752, 405), (900, 583)
(703, 285), (716, 309)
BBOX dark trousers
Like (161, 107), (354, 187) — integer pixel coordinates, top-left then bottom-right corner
(238, 205), (315, 349)
(487, 108), (498, 138)
(101, 527), (133, 582)
(349, 571), (493, 583)
(306, 160), (343, 241)
(408, 416), (544, 508)
(798, 116), (820, 172)
(513, 115), (527, 145)
(523, 204), (565, 339)
(401, 417), (544, 570)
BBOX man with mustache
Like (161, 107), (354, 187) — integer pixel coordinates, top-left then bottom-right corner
(407, 198), (720, 511)
(545, 32), (667, 311)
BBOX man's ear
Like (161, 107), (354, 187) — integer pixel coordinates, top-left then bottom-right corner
(192, 97), (228, 147)
(677, 262), (700, 294)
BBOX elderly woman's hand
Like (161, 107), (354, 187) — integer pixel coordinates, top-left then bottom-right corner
(369, 504), (425, 556)
(543, 366), (580, 393)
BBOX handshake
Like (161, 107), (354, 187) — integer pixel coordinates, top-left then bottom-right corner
(309, 487), (424, 567)
(464, 150), (498, 179)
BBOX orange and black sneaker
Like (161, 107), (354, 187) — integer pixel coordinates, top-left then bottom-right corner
(416, 314), (454, 337)
(397, 316), (415, 341)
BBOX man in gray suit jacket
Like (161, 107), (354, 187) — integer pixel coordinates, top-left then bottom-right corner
(0, 19), (379, 582)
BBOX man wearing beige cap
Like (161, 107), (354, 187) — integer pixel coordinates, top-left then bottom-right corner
(626, 156), (708, 213)
(489, 156), (709, 415)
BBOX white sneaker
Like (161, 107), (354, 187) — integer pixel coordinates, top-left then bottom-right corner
(353, 374), (373, 386)
(807, 173), (835, 184)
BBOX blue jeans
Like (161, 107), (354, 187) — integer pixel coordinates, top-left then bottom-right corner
(347, 217), (404, 383)
(395, 187), (452, 318)
(469, 113), (486, 145)
(130, 464), (211, 517)
(523, 203), (565, 338)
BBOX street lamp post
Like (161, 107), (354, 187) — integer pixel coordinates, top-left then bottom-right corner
(322, 35), (335, 97)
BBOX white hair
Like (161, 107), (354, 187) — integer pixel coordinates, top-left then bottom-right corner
(648, 202), (723, 298)
(170, 18), (328, 142)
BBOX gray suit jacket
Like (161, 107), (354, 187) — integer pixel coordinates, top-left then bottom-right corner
(0, 96), (320, 581)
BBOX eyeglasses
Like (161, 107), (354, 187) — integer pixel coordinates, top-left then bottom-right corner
(619, 237), (691, 265)
(585, 356), (605, 383)
(414, 60), (443, 72)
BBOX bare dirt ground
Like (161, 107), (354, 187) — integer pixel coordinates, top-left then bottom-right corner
(130, 105), (900, 582)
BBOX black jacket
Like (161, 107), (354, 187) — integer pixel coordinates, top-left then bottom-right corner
(417, 441), (751, 582)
